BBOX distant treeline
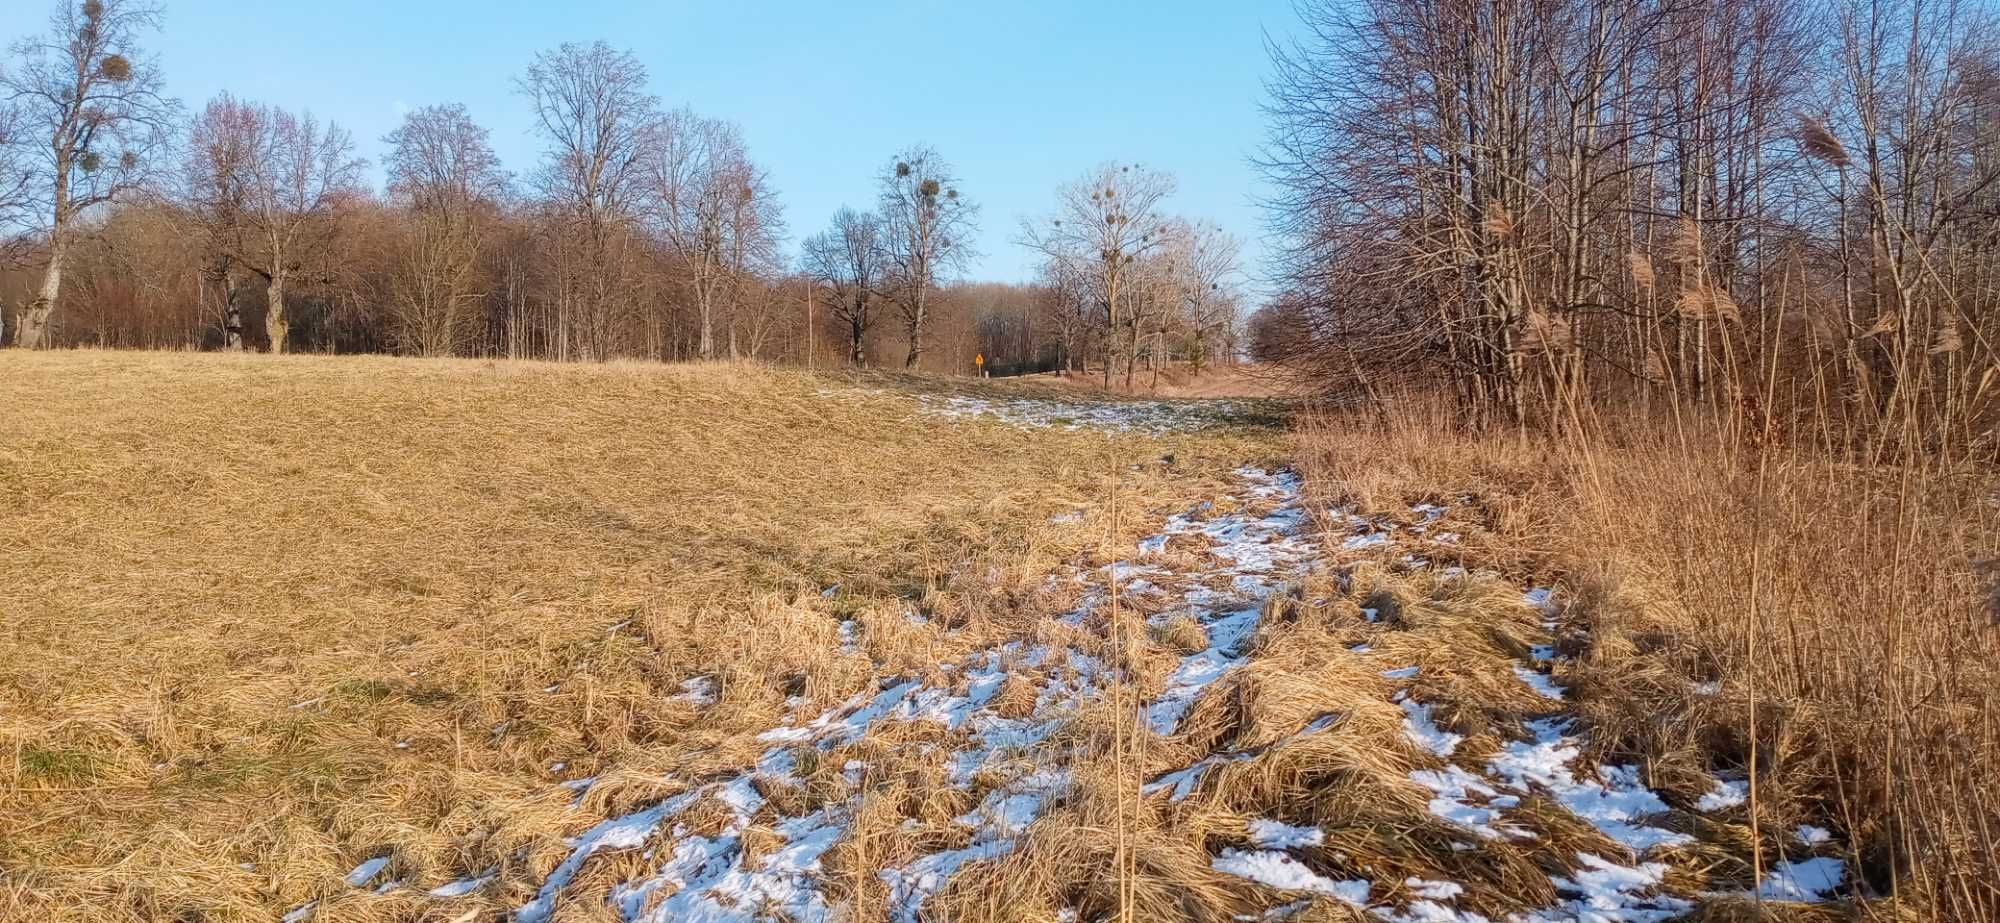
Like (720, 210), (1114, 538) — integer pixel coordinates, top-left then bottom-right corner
(0, 2), (1250, 382)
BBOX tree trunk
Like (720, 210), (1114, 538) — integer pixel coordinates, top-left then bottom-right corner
(904, 290), (926, 368)
(223, 269), (244, 351)
(1124, 322), (1141, 390)
(850, 322), (866, 365)
(266, 273), (290, 354)
(697, 301), (714, 359)
(18, 241), (65, 349)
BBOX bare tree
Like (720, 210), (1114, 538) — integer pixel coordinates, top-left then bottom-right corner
(1036, 254), (1097, 375)
(383, 103), (508, 356)
(802, 207), (885, 365)
(185, 97), (364, 353)
(182, 93), (257, 349)
(517, 41), (659, 360)
(2, 0), (176, 347)
(1164, 219), (1242, 373)
(0, 94), (37, 282)
(645, 108), (781, 359)
(1021, 163), (1176, 389)
(878, 145), (976, 368)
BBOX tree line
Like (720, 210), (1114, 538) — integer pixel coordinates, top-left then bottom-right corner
(0, 0), (1249, 383)
(1256, 0), (2000, 457)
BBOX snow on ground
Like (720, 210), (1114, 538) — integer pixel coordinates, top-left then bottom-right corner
(1143, 468), (1317, 735)
(506, 465), (1319, 921)
(1213, 849), (1370, 905)
(1757, 858), (1846, 901)
(1697, 777), (1750, 812)
(1401, 699), (1463, 758)
(1248, 819), (1327, 849)
(915, 393), (1263, 435)
(1211, 498), (1842, 922)
(297, 400), (1840, 920)
(342, 856), (389, 888)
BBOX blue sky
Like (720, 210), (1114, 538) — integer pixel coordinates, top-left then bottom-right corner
(1, 0), (1301, 284)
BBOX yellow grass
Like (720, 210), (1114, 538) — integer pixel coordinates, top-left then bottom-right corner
(0, 349), (1283, 921)
(1296, 396), (2000, 921)
(7, 349), (1939, 921)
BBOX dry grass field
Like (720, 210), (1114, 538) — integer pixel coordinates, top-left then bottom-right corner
(0, 350), (1281, 921)
(2, 350), (1969, 922)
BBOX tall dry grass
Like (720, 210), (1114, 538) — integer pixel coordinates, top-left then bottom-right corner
(1297, 394), (2000, 920)
(0, 349), (1284, 921)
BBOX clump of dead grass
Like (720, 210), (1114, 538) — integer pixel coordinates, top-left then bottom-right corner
(1295, 394), (2000, 920)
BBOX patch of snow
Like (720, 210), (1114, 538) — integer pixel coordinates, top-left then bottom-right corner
(1513, 666), (1567, 700)
(1485, 723), (1691, 852)
(1758, 858), (1845, 902)
(429, 871), (494, 898)
(1411, 765), (1528, 841)
(1796, 824), (1833, 846)
(343, 855), (390, 887)
(916, 393), (1260, 436)
(1405, 878), (1464, 901)
(1382, 666), (1421, 680)
(1524, 854), (1691, 923)
(1247, 819), (1325, 849)
(1212, 849), (1369, 905)
(1697, 778), (1749, 812)
(1402, 700), (1463, 757)
(882, 841), (1016, 923)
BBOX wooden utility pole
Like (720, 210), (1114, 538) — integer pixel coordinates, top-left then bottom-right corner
(804, 275), (815, 372)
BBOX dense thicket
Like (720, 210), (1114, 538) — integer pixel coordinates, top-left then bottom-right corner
(1260, 2), (2000, 916)
(1259, 0), (2000, 458)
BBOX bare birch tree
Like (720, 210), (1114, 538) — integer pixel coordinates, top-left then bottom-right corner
(878, 145), (976, 368)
